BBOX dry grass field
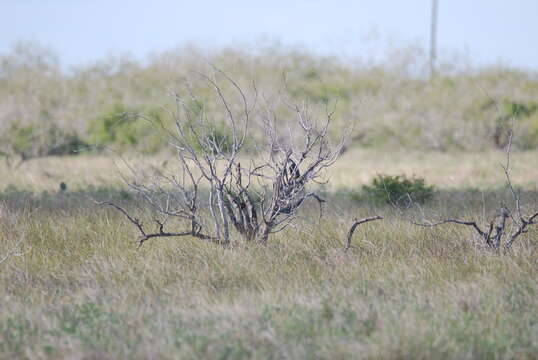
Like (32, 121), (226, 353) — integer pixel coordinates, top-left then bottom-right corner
(1, 149), (538, 359)
(2, 148), (538, 191)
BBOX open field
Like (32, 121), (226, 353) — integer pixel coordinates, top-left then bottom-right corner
(1, 150), (538, 359)
(1, 148), (537, 192)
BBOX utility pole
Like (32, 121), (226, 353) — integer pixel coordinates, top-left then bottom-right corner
(430, 0), (439, 78)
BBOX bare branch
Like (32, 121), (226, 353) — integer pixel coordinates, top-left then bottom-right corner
(94, 200), (217, 247)
(409, 113), (537, 251)
(412, 219), (488, 239)
(345, 216), (383, 252)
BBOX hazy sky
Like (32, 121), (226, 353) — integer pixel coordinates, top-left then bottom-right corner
(2, 0), (537, 70)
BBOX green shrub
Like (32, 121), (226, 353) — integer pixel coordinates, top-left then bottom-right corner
(86, 103), (135, 147)
(7, 123), (36, 158)
(0, 123), (87, 162)
(287, 69), (351, 105)
(504, 101), (538, 118)
(488, 100), (538, 149)
(86, 103), (164, 153)
(86, 102), (241, 154)
(519, 113), (538, 149)
(362, 174), (435, 205)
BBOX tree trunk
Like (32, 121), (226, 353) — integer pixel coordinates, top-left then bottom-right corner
(216, 188), (230, 243)
(258, 221), (273, 243)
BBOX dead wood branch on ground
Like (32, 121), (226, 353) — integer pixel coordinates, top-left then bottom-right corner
(344, 215), (383, 252)
(412, 128), (538, 251)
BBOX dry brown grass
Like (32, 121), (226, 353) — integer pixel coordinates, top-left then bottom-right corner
(3, 148), (537, 192)
(332, 148), (538, 189)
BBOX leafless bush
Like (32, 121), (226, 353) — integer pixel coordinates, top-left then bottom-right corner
(412, 129), (538, 251)
(97, 71), (350, 245)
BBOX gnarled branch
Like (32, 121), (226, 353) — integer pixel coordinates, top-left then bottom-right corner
(345, 216), (383, 252)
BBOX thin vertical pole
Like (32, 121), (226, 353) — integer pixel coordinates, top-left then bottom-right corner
(430, 0), (439, 78)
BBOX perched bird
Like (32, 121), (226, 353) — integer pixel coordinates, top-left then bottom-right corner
(59, 182), (67, 192)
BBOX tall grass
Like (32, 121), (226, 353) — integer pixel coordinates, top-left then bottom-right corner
(2, 41), (538, 359)
(1, 152), (537, 359)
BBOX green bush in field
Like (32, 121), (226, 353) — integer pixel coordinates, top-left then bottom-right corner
(507, 102), (538, 149)
(506, 102), (538, 118)
(1, 123), (87, 162)
(86, 102), (237, 154)
(87, 103), (136, 147)
(86, 103), (164, 153)
(8, 123), (36, 157)
(285, 67), (352, 105)
(363, 174), (435, 205)
(489, 100), (538, 149)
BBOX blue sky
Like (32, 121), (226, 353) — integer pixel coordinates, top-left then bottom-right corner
(2, 0), (537, 70)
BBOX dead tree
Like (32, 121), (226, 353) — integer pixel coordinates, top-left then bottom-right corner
(412, 129), (538, 251)
(96, 70), (348, 246)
